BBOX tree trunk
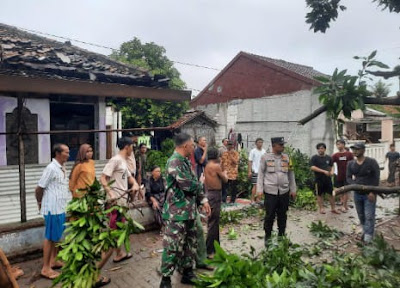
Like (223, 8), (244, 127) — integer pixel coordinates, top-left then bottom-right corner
(333, 184), (400, 197)
(298, 97), (400, 125)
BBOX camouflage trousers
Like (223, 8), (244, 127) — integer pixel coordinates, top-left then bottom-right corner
(161, 219), (197, 277)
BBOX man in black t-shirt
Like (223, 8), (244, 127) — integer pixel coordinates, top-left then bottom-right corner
(310, 143), (340, 215)
(347, 142), (380, 243)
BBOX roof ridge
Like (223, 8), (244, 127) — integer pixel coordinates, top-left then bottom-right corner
(243, 52), (313, 69)
(241, 51), (326, 80)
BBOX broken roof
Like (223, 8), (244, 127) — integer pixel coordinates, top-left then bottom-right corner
(0, 23), (168, 87)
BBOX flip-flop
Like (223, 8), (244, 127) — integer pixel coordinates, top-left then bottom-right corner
(95, 276), (111, 288)
(319, 210), (326, 214)
(113, 253), (133, 263)
(51, 264), (63, 270)
(331, 210), (341, 214)
(41, 271), (59, 280)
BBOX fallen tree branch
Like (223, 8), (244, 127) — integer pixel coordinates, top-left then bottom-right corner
(298, 97), (400, 125)
(333, 184), (400, 197)
(298, 105), (328, 125)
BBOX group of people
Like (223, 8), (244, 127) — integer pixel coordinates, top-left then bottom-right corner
(35, 137), (150, 286)
(33, 131), (386, 288)
(310, 140), (381, 243)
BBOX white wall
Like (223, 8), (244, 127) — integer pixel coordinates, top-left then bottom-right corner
(0, 96), (50, 165)
(196, 90), (335, 156)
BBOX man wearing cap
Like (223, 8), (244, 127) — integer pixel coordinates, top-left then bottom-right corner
(332, 139), (354, 212)
(221, 140), (240, 204)
(347, 142), (380, 243)
(257, 137), (296, 246)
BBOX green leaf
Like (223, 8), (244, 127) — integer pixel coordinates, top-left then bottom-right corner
(117, 231), (127, 247)
(75, 252), (83, 261)
(368, 50), (377, 60)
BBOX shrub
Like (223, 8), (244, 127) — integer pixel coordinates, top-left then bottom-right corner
(285, 146), (314, 190)
(291, 188), (317, 211)
(237, 149), (252, 197)
(145, 138), (174, 173)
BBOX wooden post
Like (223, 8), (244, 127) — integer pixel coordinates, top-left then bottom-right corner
(17, 95), (27, 223)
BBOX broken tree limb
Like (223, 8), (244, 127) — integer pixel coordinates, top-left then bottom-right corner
(333, 184), (400, 197)
(298, 105), (327, 125)
(366, 69), (400, 79)
(298, 97), (400, 125)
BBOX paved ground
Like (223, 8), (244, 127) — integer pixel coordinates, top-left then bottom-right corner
(14, 195), (400, 288)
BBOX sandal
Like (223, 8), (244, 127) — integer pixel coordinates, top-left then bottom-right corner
(95, 276), (111, 288)
(113, 252), (133, 263)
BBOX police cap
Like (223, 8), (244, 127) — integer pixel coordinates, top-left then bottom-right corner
(271, 137), (285, 145)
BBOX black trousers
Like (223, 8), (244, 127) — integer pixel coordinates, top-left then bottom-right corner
(221, 182), (228, 203)
(264, 192), (290, 240)
(227, 180), (238, 203)
(206, 190), (222, 255)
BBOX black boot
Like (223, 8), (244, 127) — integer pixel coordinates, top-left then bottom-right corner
(181, 268), (197, 285)
(160, 276), (172, 288)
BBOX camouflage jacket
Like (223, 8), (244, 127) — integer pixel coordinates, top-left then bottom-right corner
(162, 151), (206, 221)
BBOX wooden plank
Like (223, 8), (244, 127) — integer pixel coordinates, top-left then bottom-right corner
(0, 74), (191, 101)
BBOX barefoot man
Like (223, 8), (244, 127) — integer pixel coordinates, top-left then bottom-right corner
(310, 143), (340, 214)
(204, 147), (228, 258)
(35, 144), (71, 280)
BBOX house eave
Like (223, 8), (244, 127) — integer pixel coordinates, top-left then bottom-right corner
(0, 74), (191, 101)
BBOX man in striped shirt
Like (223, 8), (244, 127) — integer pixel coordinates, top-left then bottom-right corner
(35, 143), (71, 280)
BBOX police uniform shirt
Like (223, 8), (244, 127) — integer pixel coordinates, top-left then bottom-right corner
(256, 152), (296, 195)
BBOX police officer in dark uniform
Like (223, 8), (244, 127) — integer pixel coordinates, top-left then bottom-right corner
(257, 137), (297, 246)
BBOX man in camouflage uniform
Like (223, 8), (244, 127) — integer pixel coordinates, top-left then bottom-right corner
(160, 133), (211, 288)
(257, 137), (296, 247)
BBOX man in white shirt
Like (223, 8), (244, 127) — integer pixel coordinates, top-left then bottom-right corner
(248, 138), (266, 204)
(100, 137), (139, 264)
(35, 143), (71, 280)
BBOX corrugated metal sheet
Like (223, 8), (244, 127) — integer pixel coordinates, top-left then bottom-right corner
(0, 160), (108, 225)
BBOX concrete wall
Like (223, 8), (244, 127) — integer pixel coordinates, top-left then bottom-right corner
(196, 90), (335, 156)
(0, 205), (155, 259)
(0, 96), (50, 166)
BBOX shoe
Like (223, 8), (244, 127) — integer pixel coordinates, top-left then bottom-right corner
(181, 268), (197, 285)
(160, 277), (172, 288)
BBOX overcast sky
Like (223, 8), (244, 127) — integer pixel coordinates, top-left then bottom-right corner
(1, 0), (399, 96)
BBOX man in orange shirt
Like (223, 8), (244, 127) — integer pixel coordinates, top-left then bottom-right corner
(221, 141), (239, 204)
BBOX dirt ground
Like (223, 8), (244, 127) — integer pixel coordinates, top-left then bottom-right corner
(13, 195), (400, 288)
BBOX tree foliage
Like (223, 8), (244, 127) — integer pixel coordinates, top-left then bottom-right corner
(313, 51), (389, 120)
(306, 0), (400, 33)
(371, 80), (391, 98)
(53, 179), (144, 288)
(110, 38), (189, 128)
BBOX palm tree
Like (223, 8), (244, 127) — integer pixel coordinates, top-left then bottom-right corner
(371, 80), (391, 98)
